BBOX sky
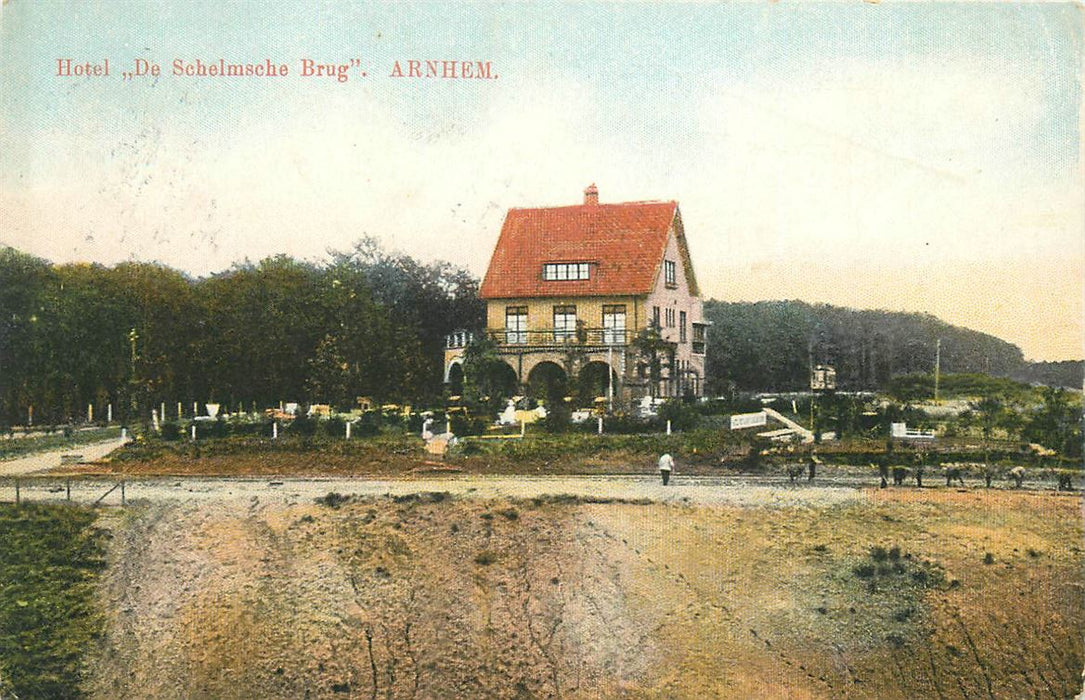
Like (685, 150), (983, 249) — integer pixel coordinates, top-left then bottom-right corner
(1, 1), (1082, 361)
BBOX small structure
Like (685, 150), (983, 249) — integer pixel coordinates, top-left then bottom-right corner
(810, 365), (836, 392)
(891, 422), (936, 440)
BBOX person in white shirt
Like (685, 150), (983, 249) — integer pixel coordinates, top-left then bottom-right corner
(658, 453), (674, 485)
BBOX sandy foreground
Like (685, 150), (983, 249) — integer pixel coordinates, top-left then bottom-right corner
(3, 444), (1082, 699)
(71, 479), (1083, 699)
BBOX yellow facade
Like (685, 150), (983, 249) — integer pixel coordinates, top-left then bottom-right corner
(485, 295), (649, 334)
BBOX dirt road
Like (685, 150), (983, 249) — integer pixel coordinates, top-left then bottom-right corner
(0, 438), (128, 476)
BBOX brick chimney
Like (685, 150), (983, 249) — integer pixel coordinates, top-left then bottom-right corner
(583, 183), (599, 206)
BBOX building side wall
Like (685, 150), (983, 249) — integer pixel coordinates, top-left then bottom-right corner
(644, 226), (706, 387)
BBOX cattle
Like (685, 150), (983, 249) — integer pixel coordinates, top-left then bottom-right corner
(943, 464), (966, 487)
(1008, 466), (1026, 488)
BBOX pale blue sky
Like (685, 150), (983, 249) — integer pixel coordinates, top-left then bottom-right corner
(1, 2), (1082, 359)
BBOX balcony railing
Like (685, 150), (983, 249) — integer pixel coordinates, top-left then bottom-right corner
(487, 328), (631, 347)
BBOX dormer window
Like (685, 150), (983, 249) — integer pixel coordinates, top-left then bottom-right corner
(664, 260), (677, 288)
(543, 262), (590, 281)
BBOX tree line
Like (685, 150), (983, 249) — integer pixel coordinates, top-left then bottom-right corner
(0, 240), (482, 426)
(702, 300), (1081, 393)
(3, 243), (1079, 428)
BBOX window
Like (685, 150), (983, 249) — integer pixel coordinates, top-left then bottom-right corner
(602, 305), (626, 344)
(553, 305), (577, 342)
(665, 308), (675, 328)
(679, 311), (687, 342)
(692, 323), (707, 355)
(652, 306), (660, 329)
(664, 260), (677, 287)
(543, 262), (590, 281)
(505, 306), (527, 344)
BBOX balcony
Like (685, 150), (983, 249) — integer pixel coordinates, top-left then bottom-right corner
(487, 328), (631, 348)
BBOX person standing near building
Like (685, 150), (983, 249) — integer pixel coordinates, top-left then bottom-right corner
(658, 453), (674, 485)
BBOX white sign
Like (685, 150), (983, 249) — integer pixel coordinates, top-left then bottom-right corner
(730, 411), (768, 430)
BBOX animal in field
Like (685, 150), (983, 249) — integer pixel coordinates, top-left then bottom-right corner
(1008, 466), (1026, 488)
(892, 466), (908, 486)
(1056, 471), (1074, 491)
(942, 464), (966, 487)
(785, 463), (804, 483)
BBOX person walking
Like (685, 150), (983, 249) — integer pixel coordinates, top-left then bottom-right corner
(807, 451), (820, 482)
(658, 453), (674, 485)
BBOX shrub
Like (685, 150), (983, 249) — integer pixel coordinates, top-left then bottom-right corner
(355, 412), (381, 437)
(290, 412), (317, 437)
(871, 545), (889, 562)
(324, 415), (346, 438)
(474, 550), (497, 566)
(316, 492), (349, 508)
(159, 421), (181, 441)
(658, 399), (700, 431)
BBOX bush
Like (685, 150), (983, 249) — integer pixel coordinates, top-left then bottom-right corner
(324, 415), (346, 438)
(542, 401), (572, 433)
(355, 412), (381, 437)
(290, 411), (317, 437)
(159, 421), (181, 441)
(658, 399), (700, 431)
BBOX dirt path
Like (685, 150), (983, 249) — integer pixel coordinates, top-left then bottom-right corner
(0, 438), (128, 476)
(5, 470), (1077, 509)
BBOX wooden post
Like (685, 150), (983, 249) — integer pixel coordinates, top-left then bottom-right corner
(177, 402), (182, 420)
(107, 403), (113, 423)
(346, 421), (351, 439)
(88, 403), (94, 423)
(15, 479), (20, 505)
(597, 416), (604, 435)
(521, 420), (526, 437)
(190, 424), (196, 441)
(667, 419), (672, 435)
(121, 481), (126, 506)
(272, 422), (278, 439)
(66, 479), (71, 501)
(160, 402), (166, 423)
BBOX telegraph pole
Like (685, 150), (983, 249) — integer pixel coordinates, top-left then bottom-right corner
(934, 338), (941, 404)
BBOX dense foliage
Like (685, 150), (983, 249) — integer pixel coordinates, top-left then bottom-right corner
(701, 300), (1064, 393)
(0, 241), (482, 426)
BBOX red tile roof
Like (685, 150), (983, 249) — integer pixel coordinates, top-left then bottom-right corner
(480, 199), (680, 299)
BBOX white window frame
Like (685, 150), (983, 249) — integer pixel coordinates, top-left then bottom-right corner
(553, 305), (577, 342)
(543, 262), (590, 281)
(505, 306), (527, 344)
(602, 305), (626, 344)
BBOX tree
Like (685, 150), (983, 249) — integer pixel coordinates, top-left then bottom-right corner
(1023, 388), (1083, 466)
(460, 334), (515, 414)
(632, 328), (676, 399)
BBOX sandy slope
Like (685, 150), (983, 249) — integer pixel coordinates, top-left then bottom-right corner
(85, 487), (1084, 699)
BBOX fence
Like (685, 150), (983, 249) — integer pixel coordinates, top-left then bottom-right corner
(0, 476), (127, 506)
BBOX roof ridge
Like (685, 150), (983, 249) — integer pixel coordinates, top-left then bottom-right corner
(507, 199), (676, 212)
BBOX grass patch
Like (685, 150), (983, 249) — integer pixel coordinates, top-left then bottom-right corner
(0, 503), (106, 699)
(0, 427), (121, 461)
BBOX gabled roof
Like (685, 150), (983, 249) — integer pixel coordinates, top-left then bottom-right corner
(480, 197), (690, 299)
